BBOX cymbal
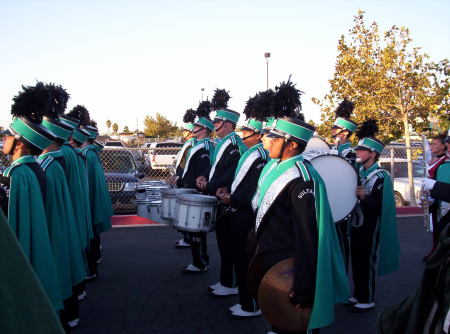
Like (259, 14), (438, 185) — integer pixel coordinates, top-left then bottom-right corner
(258, 258), (312, 332)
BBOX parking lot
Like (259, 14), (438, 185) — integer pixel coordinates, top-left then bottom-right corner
(74, 216), (428, 334)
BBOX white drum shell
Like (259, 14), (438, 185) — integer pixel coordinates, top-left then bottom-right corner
(310, 155), (358, 223)
(174, 194), (217, 233)
(160, 188), (197, 221)
(136, 200), (162, 223)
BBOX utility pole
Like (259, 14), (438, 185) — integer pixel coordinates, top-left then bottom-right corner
(264, 52), (271, 90)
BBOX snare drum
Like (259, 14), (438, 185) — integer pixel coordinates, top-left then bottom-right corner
(309, 154), (358, 223)
(173, 194), (217, 233)
(136, 199), (162, 223)
(160, 188), (198, 221)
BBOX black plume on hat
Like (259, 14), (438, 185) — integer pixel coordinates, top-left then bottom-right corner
(273, 76), (304, 120)
(90, 119), (98, 128)
(45, 83), (70, 119)
(335, 99), (354, 119)
(356, 119), (379, 139)
(183, 108), (197, 123)
(196, 100), (212, 118)
(252, 90), (277, 122)
(243, 94), (259, 120)
(211, 89), (230, 111)
(11, 82), (51, 123)
(67, 105), (90, 126)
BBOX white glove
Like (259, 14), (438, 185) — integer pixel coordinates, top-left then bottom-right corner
(422, 178), (437, 192)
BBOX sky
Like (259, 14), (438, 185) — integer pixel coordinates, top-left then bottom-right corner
(0, 0), (449, 134)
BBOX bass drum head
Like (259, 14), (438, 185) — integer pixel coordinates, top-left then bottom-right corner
(305, 137), (330, 153)
(310, 155), (358, 222)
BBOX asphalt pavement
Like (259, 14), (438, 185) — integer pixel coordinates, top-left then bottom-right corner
(74, 216), (429, 334)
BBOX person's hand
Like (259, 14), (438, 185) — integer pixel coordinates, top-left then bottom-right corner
(356, 186), (366, 200)
(196, 176), (207, 191)
(422, 178), (436, 192)
(216, 187), (228, 198)
(168, 175), (178, 186)
(219, 192), (232, 205)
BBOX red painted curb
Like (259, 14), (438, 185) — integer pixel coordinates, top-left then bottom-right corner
(112, 215), (166, 227)
(396, 206), (423, 216)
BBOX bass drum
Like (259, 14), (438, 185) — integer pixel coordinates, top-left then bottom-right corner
(305, 136), (330, 153)
(310, 154), (358, 223)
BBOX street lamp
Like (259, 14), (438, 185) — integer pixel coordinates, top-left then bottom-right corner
(264, 52), (271, 90)
(201, 88), (205, 101)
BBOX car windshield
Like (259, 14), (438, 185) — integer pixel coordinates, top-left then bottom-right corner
(100, 150), (137, 173)
(105, 142), (123, 147)
(380, 161), (425, 178)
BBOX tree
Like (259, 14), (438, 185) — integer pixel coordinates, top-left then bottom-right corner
(143, 113), (180, 138)
(314, 11), (449, 205)
(112, 123), (119, 135)
(123, 126), (131, 133)
(106, 120), (111, 135)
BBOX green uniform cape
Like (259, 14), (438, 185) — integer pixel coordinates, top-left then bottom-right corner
(3, 155), (63, 310)
(81, 145), (113, 234)
(255, 155), (350, 329)
(38, 151), (86, 292)
(60, 144), (93, 249)
(360, 163), (400, 275)
(0, 210), (65, 334)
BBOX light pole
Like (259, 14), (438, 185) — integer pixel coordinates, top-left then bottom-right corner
(201, 88), (205, 101)
(264, 52), (271, 90)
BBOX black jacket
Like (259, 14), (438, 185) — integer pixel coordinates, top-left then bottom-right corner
(178, 147), (211, 189)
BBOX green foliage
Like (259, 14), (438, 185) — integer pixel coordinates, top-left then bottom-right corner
(106, 120), (111, 129)
(112, 123), (119, 134)
(123, 126), (131, 133)
(143, 113), (180, 138)
(314, 10), (449, 144)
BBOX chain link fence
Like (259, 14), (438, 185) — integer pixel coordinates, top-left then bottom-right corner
(0, 143), (427, 214)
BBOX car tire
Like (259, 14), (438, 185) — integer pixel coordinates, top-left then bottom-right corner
(394, 191), (405, 207)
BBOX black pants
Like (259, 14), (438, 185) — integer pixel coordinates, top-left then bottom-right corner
(215, 215), (236, 288)
(188, 231), (209, 269)
(60, 293), (79, 330)
(180, 231), (190, 244)
(335, 218), (350, 273)
(86, 238), (99, 277)
(230, 209), (258, 311)
(272, 327), (320, 334)
(350, 216), (381, 303)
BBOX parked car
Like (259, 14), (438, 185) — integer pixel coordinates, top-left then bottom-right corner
(104, 141), (124, 148)
(99, 148), (144, 214)
(379, 158), (425, 206)
(146, 142), (183, 170)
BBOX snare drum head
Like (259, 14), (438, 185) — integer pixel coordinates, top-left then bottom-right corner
(310, 155), (357, 222)
(305, 137), (331, 154)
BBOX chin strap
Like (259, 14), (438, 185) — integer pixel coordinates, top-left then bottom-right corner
(214, 120), (225, 133)
(241, 131), (259, 141)
(331, 128), (345, 139)
(277, 138), (290, 159)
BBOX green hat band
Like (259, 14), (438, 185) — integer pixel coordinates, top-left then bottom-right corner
(357, 137), (384, 153)
(215, 109), (240, 123)
(244, 118), (263, 132)
(264, 117), (275, 129)
(85, 129), (98, 139)
(184, 123), (195, 131)
(72, 128), (89, 144)
(60, 117), (79, 129)
(195, 117), (215, 131)
(334, 118), (357, 133)
(272, 118), (314, 143)
(10, 118), (53, 150)
(42, 119), (71, 140)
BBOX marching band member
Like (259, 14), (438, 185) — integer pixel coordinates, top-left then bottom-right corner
(39, 83), (88, 329)
(81, 119), (113, 274)
(350, 119), (400, 312)
(180, 101), (215, 272)
(173, 108), (197, 248)
(217, 93), (268, 318)
(59, 108), (94, 301)
(330, 99), (358, 271)
(252, 79), (349, 333)
(196, 89), (247, 296)
(1, 83), (63, 312)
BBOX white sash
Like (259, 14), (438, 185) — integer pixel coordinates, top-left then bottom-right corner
(209, 138), (232, 180)
(182, 142), (206, 179)
(255, 166), (300, 231)
(231, 149), (262, 194)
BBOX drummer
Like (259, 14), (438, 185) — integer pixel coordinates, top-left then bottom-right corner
(349, 119), (400, 312)
(252, 79), (349, 334)
(180, 101), (215, 272)
(217, 93), (268, 318)
(172, 108), (197, 249)
(196, 89), (247, 296)
(330, 99), (358, 271)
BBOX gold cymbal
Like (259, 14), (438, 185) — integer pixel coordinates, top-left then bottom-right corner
(258, 258), (312, 332)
